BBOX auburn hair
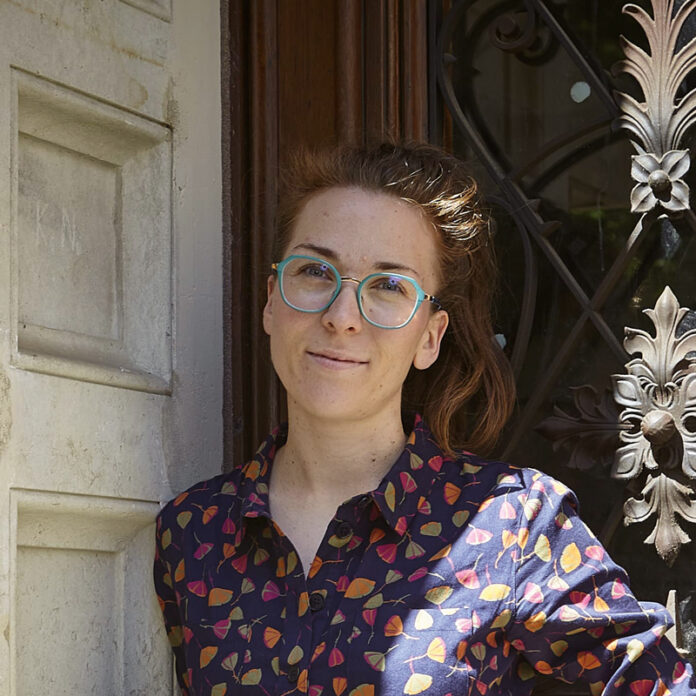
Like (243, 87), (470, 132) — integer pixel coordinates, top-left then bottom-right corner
(274, 142), (516, 456)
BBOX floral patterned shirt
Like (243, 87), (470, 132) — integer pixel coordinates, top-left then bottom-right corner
(154, 416), (694, 696)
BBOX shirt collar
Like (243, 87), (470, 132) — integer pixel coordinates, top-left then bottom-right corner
(236, 415), (448, 537)
(370, 414), (449, 536)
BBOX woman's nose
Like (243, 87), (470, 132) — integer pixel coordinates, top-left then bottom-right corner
(320, 280), (363, 332)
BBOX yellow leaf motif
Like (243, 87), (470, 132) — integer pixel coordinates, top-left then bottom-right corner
(593, 595), (610, 613)
(479, 584), (511, 601)
(560, 543), (581, 573)
(211, 684), (227, 696)
(425, 585), (453, 605)
(421, 521), (443, 537)
(241, 669), (262, 685)
(414, 610), (434, 630)
(491, 609), (512, 628)
(534, 534), (552, 562)
(518, 527), (529, 549)
(626, 638), (644, 663)
(385, 482), (396, 511)
(364, 651), (386, 671)
(363, 593), (384, 609)
(426, 637), (447, 663)
(287, 645), (304, 665)
(501, 529), (516, 549)
(404, 673), (433, 694)
(551, 640), (568, 657)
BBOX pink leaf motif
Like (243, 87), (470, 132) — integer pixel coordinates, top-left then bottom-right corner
(428, 456), (443, 471)
(400, 471), (417, 493)
(408, 567), (428, 582)
(187, 580), (207, 597)
(466, 527), (493, 545)
(456, 569), (480, 589)
(455, 617), (473, 633)
(499, 501), (517, 520)
(569, 591), (590, 609)
(377, 544), (398, 564)
(213, 619), (232, 639)
(611, 579), (627, 599)
(328, 648), (344, 667)
(362, 609), (377, 626)
(261, 581), (281, 602)
(194, 543), (214, 560)
(522, 582), (544, 604)
(231, 554), (248, 574)
(585, 545), (604, 561)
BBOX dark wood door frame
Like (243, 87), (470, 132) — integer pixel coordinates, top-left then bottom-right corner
(221, 0), (430, 469)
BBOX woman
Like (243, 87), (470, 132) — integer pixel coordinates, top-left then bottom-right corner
(155, 143), (694, 695)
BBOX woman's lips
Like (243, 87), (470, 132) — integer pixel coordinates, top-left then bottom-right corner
(307, 351), (368, 369)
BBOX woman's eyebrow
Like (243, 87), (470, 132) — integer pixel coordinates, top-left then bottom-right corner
(291, 242), (422, 279)
(373, 261), (422, 279)
(291, 242), (338, 260)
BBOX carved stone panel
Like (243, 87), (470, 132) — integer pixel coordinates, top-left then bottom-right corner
(9, 490), (169, 696)
(11, 70), (172, 393)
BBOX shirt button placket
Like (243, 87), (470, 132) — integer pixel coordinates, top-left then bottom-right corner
(335, 521), (353, 539)
(309, 591), (325, 612)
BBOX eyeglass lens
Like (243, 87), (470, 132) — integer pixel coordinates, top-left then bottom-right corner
(280, 257), (419, 328)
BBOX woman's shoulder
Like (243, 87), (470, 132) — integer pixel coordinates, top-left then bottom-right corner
(444, 447), (580, 512)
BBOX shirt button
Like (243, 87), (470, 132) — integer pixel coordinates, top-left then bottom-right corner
(309, 591), (325, 612)
(336, 521), (353, 538)
(287, 665), (300, 683)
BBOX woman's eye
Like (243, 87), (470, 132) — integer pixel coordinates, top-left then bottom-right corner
(376, 277), (405, 293)
(300, 263), (331, 278)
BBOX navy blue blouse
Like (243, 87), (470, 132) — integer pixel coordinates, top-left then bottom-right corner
(154, 416), (694, 695)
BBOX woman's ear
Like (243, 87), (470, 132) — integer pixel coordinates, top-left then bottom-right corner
(413, 310), (449, 370)
(262, 275), (276, 336)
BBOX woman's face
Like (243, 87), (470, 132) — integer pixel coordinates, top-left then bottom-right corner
(263, 186), (449, 427)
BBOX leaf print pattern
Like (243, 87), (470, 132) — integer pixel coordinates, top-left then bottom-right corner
(154, 416), (695, 695)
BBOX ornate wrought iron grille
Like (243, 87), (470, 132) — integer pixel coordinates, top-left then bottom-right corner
(431, 0), (696, 661)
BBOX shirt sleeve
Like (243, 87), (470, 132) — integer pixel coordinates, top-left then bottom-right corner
(154, 510), (190, 696)
(507, 471), (695, 695)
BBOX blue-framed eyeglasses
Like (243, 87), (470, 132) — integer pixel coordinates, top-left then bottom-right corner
(271, 254), (443, 329)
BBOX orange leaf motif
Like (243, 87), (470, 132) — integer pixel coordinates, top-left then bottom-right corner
(345, 577), (376, 599)
(200, 646), (218, 668)
(577, 652), (601, 671)
(208, 588), (234, 606)
(384, 615), (403, 636)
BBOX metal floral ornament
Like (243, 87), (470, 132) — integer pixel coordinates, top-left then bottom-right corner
(612, 287), (696, 566)
(630, 151), (690, 213)
(614, 0), (696, 213)
(536, 287), (696, 566)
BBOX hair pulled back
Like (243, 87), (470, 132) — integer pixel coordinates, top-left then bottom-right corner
(275, 142), (516, 456)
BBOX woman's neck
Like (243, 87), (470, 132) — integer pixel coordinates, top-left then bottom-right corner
(274, 405), (408, 500)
